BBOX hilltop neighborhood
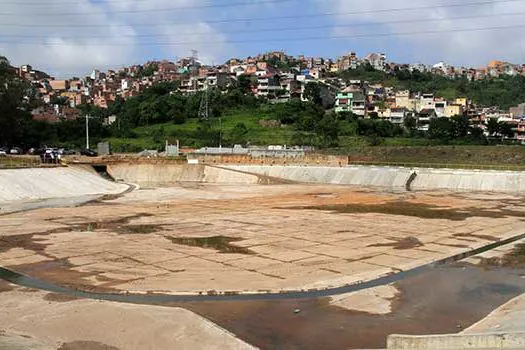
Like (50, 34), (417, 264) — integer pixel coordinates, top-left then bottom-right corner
(11, 51), (525, 142)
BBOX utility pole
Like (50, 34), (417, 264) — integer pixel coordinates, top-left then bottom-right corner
(85, 114), (90, 149)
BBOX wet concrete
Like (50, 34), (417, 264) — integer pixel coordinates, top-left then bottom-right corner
(167, 236), (255, 255)
(291, 201), (525, 221)
(180, 263), (525, 350)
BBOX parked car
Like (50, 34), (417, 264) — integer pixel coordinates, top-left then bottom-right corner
(59, 148), (76, 155)
(80, 149), (98, 157)
(0, 150), (6, 157)
(9, 147), (23, 155)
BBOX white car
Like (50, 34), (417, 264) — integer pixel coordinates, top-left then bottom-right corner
(0, 150), (6, 157)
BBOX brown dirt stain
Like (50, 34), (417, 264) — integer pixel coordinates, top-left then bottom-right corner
(166, 236), (255, 255)
(58, 341), (120, 350)
(43, 293), (81, 303)
(284, 201), (525, 221)
(369, 237), (424, 250)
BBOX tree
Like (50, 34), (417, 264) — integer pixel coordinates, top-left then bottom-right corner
(451, 114), (470, 138)
(428, 117), (455, 140)
(404, 115), (418, 137)
(487, 118), (499, 136)
(315, 114), (340, 147)
(236, 74), (254, 94)
(0, 55), (35, 146)
(303, 82), (323, 106)
(498, 121), (515, 139)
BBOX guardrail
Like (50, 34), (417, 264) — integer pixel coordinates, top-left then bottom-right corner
(348, 161), (525, 171)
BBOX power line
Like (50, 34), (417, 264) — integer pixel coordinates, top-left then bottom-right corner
(0, 0), (520, 19)
(0, 0), (293, 15)
(2, 11), (524, 39)
(1, 23), (525, 46)
(8, 0), (199, 4)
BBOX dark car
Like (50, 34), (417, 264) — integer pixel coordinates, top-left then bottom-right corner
(80, 149), (98, 157)
(59, 148), (76, 155)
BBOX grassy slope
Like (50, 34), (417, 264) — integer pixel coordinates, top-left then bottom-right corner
(107, 109), (295, 151)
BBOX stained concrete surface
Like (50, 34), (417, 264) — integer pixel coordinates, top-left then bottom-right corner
(1, 184), (524, 296)
(0, 284), (255, 350)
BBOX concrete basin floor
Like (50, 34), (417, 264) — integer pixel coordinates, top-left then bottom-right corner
(1, 184), (524, 296)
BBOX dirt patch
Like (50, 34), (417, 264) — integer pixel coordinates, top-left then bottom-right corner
(10, 260), (118, 294)
(479, 243), (525, 268)
(58, 341), (120, 350)
(369, 237), (424, 250)
(285, 201), (525, 221)
(166, 236), (255, 255)
(43, 292), (81, 303)
(454, 233), (499, 242)
(41, 213), (157, 235)
(115, 224), (162, 235)
(0, 280), (14, 293)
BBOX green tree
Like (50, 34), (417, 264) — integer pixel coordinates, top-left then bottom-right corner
(303, 82), (323, 106)
(403, 115), (418, 137)
(451, 115), (470, 138)
(487, 118), (499, 136)
(0, 56), (35, 146)
(315, 114), (340, 147)
(428, 117), (455, 140)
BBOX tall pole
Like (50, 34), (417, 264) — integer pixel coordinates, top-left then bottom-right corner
(85, 114), (90, 149)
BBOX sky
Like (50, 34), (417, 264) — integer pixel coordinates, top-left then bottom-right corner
(2, 0), (525, 77)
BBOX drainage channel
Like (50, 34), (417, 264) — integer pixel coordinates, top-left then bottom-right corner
(1, 232), (525, 304)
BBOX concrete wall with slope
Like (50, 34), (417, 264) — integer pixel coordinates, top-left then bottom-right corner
(226, 165), (525, 193)
(107, 163), (260, 186)
(0, 167), (128, 203)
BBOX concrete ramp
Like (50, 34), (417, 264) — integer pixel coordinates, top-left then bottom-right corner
(107, 163), (260, 186)
(0, 167), (129, 203)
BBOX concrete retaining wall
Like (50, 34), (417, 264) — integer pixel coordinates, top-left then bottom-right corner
(0, 167), (128, 203)
(226, 165), (525, 193)
(387, 332), (525, 349)
(107, 163), (260, 185)
(226, 165), (412, 189)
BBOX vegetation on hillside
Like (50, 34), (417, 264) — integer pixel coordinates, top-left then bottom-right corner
(337, 63), (525, 109)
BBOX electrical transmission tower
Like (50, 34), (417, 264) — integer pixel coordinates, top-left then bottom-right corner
(198, 80), (209, 121)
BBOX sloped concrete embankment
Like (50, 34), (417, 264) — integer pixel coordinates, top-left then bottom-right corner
(387, 332), (525, 349)
(107, 163), (262, 185)
(225, 165), (525, 193)
(0, 166), (129, 204)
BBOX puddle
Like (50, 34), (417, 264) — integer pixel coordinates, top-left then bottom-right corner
(285, 201), (525, 221)
(166, 236), (254, 255)
(181, 264), (525, 350)
(369, 237), (424, 250)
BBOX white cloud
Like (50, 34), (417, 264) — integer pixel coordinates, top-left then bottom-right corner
(0, 0), (230, 76)
(320, 0), (525, 66)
